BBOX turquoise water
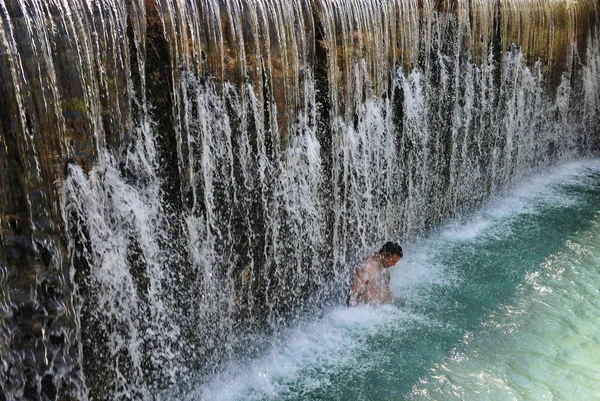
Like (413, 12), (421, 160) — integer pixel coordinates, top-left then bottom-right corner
(183, 160), (600, 401)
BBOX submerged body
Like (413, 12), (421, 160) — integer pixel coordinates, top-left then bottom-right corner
(348, 255), (392, 305)
(347, 242), (403, 306)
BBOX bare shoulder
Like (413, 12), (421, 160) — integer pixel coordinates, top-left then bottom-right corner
(353, 255), (379, 277)
(365, 255), (381, 270)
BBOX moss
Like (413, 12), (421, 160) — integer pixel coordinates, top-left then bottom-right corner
(60, 97), (87, 116)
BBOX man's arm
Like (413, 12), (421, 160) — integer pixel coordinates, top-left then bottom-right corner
(347, 268), (367, 306)
(380, 270), (391, 304)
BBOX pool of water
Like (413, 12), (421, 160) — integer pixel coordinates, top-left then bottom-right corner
(174, 159), (600, 401)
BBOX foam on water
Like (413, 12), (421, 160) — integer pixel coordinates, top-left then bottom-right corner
(178, 304), (433, 401)
(181, 159), (600, 401)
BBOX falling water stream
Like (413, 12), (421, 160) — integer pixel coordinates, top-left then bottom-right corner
(176, 160), (600, 401)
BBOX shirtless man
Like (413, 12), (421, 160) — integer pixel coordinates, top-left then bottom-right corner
(347, 242), (403, 306)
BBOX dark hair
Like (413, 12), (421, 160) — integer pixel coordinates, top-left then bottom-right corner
(379, 241), (403, 258)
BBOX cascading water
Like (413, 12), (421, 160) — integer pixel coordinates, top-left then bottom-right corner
(0, 0), (599, 399)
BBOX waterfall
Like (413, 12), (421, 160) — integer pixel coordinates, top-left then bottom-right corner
(1, 0), (599, 399)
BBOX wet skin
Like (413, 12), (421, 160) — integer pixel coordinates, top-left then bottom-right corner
(348, 252), (402, 306)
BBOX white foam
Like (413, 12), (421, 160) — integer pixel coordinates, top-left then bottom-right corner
(177, 303), (430, 401)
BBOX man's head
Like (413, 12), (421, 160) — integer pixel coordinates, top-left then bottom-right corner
(379, 241), (403, 268)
